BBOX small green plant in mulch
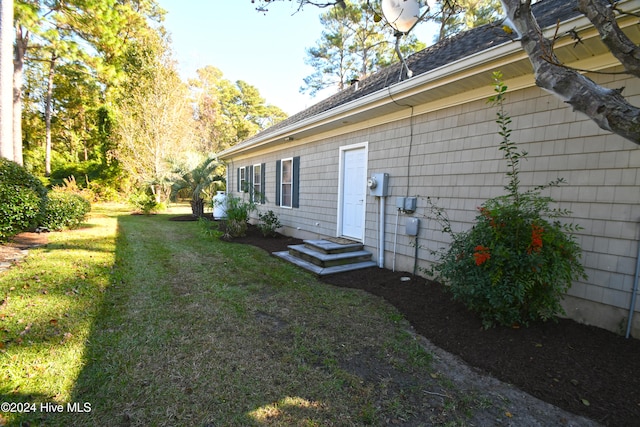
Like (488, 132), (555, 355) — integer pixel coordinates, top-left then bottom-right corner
(426, 71), (586, 329)
(224, 194), (256, 238)
(197, 216), (222, 239)
(257, 210), (282, 237)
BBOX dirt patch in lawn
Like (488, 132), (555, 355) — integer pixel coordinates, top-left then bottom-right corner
(211, 220), (640, 427)
(0, 232), (48, 272)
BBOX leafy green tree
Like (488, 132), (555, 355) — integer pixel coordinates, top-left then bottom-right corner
(114, 39), (193, 201)
(169, 155), (225, 218)
(302, 4), (359, 94)
(190, 66), (287, 153)
(15, 0), (165, 186)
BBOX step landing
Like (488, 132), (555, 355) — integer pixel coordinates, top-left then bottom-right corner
(273, 238), (377, 276)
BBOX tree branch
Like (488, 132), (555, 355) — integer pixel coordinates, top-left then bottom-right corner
(577, 0), (640, 78)
(502, 0), (640, 144)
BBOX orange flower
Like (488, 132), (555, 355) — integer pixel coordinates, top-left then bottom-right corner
(473, 245), (491, 266)
(527, 224), (544, 254)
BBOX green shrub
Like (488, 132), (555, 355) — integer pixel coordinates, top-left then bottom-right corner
(428, 72), (586, 328)
(0, 157), (47, 197)
(128, 190), (163, 215)
(40, 190), (91, 231)
(0, 185), (42, 241)
(198, 216), (222, 239)
(224, 195), (256, 238)
(257, 210), (282, 237)
(0, 158), (47, 241)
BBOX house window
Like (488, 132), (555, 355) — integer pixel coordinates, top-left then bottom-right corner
(276, 157), (299, 208)
(281, 158), (293, 207)
(253, 163), (263, 204)
(238, 167), (246, 193)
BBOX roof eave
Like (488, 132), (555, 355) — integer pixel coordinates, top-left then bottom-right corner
(217, 3), (628, 160)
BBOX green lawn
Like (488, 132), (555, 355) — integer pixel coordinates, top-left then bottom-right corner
(0, 204), (487, 426)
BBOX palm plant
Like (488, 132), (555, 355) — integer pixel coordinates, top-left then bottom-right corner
(169, 155), (225, 217)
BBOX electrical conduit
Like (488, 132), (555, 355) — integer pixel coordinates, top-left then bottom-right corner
(379, 196), (386, 268)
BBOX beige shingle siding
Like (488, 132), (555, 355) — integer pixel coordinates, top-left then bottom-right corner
(219, 0), (640, 334)
(226, 68), (640, 334)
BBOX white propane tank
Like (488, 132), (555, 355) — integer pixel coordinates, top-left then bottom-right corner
(213, 191), (227, 219)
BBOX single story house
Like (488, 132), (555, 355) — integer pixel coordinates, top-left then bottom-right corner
(218, 0), (640, 336)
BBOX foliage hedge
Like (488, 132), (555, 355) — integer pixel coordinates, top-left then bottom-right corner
(0, 157), (47, 197)
(40, 190), (91, 231)
(0, 158), (47, 241)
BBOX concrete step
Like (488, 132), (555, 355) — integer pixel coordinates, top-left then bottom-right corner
(273, 250), (377, 276)
(288, 244), (373, 268)
(303, 239), (363, 254)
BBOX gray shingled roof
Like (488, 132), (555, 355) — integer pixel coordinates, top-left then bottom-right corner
(234, 0), (579, 147)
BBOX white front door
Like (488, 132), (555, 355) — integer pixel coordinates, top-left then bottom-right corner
(339, 143), (367, 240)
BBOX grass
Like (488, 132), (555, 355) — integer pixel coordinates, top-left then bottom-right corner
(0, 204), (491, 426)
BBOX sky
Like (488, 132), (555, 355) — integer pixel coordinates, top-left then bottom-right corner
(158, 0), (436, 115)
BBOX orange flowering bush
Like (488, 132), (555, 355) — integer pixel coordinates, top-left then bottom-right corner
(473, 245), (491, 266)
(428, 73), (586, 328)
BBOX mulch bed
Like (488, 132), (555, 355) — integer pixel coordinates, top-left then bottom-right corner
(208, 219), (640, 427)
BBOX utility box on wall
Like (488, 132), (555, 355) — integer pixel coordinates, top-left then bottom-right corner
(368, 173), (389, 196)
(406, 217), (420, 236)
(395, 196), (417, 213)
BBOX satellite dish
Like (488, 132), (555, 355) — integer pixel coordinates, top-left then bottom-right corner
(381, 0), (421, 34)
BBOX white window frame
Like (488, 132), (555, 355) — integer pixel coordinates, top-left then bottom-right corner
(280, 157), (293, 208)
(253, 163), (263, 204)
(239, 167), (247, 193)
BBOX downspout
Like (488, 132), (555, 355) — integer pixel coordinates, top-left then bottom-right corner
(379, 196), (386, 268)
(393, 207), (400, 272)
(625, 232), (640, 338)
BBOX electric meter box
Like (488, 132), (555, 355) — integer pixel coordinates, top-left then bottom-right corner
(368, 173), (389, 196)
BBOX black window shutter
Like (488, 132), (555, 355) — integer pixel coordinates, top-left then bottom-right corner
(249, 165), (254, 202)
(260, 163), (266, 204)
(292, 156), (300, 208)
(237, 168), (240, 192)
(275, 160), (281, 206)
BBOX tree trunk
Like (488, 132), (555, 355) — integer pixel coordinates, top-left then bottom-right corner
(0, 1), (13, 162)
(191, 197), (205, 218)
(501, 0), (640, 144)
(44, 53), (57, 176)
(12, 25), (26, 166)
